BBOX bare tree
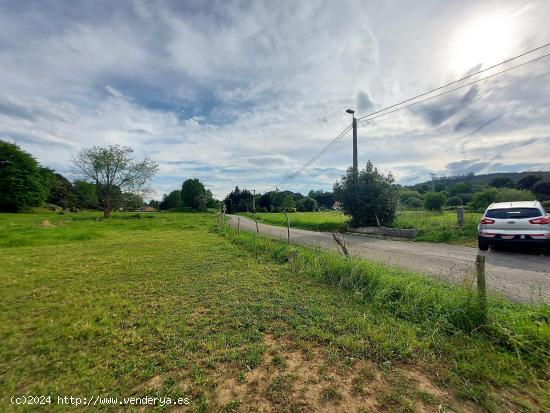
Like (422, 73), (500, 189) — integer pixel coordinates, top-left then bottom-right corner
(73, 145), (158, 218)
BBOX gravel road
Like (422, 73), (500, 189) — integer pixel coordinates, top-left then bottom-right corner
(228, 215), (549, 303)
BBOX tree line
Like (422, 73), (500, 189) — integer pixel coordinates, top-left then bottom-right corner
(222, 187), (336, 213)
(401, 174), (550, 212)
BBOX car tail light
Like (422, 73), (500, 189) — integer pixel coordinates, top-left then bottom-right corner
(480, 218), (495, 224)
(529, 216), (550, 224)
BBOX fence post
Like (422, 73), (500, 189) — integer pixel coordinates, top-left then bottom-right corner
(237, 217), (240, 235)
(476, 253), (487, 318)
(253, 212), (259, 234)
(457, 206), (464, 227)
(283, 209), (290, 244)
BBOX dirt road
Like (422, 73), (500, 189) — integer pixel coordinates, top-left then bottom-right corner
(228, 215), (549, 303)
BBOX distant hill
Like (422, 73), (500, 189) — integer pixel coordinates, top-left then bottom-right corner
(411, 171), (550, 188)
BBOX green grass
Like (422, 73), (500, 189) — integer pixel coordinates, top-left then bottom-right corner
(0, 211), (548, 412)
(241, 210), (480, 245)
(241, 211), (348, 232)
(395, 210), (481, 245)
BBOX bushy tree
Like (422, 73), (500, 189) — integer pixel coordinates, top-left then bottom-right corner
(0, 140), (49, 212)
(205, 189), (218, 209)
(517, 175), (543, 191)
(73, 180), (99, 209)
(494, 188), (535, 203)
(43, 170), (77, 209)
(224, 186), (253, 213)
(259, 193), (273, 211)
(423, 191), (446, 211)
(160, 190), (182, 210)
(181, 178), (207, 210)
(399, 189), (423, 204)
(303, 197), (317, 212)
(469, 188), (498, 211)
(72, 145), (158, 218)
(297, 197), (317, 212)
(281, 194), (295, 209)
(447, 182), (472, 196)
(148, 199), (161, 209)
(447, 196), (463, 207)
(533, 180), (550, 201)
(404, 197), (423, 209)
(490, 177), (514, 188)
(120, 193), (144, 210)
(307, 190), (335, 209)
(333, 161), (399, 227)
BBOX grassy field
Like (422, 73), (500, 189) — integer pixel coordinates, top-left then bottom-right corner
(241, 211), (349, 232)
(241, 210), (480, 245)
(395, 211), (481, 245)
(1, 211), (549, 412)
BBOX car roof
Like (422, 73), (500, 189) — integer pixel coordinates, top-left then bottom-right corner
(487, 201), (541, 210)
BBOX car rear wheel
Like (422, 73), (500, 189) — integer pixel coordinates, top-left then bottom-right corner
(478, 237), (489, 251)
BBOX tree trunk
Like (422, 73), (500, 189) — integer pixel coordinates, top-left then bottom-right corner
(103, 197), (112, 218)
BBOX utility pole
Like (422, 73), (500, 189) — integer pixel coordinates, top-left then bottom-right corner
(346, 109), (358, 175)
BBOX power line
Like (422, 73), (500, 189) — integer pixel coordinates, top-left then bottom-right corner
(284, 123), (352, 181)
(357, 51), (550, 125)
(356, 41), (550, 122)
(285, 44), (550, 181)
(358, 68), (550, 128)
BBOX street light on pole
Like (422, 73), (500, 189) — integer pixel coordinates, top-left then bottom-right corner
(346, 109), (358, 175)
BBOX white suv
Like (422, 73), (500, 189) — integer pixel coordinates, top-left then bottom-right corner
(477, 201), (550, 251)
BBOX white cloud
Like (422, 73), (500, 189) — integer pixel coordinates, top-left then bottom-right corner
(1, 0), (550, 199)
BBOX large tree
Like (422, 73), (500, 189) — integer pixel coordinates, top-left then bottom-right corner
(181, 178), (208, 211)
(72, 145), (158, 218)
(42, 169), (77, 209)
(0, 140), (49, 212)
(533, 180), (550, 201)
(160, 190), (182, 210)
(73, 180), (99, 209)
(333, 161), (399, 227)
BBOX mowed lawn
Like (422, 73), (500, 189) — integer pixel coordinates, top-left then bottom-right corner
(241, 210), (481, 245)
(1, 212), (548, 412)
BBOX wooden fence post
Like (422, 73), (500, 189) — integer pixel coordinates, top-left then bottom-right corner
(476, 253), (487, 317)
(253, 212), (259, 234)
(457, 206), (464, 227)
(283, 209), (290, 244)
(237, 217), (240, 235)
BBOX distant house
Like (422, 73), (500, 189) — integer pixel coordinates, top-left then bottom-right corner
(139, 206), (157, 212)
(332, 201), (342, 210)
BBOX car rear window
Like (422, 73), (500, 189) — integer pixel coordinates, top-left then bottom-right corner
(485, 208), (542, 219)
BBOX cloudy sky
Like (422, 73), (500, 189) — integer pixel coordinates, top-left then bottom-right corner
(1, 0), (550, 199)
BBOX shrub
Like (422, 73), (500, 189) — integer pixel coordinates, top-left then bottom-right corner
(533, 180), (550, 201)
(494, 188), (535, 203)
(469, 188), (498, 211)
(404, 197), (423, 209)
(517, 175), (543, 190)
(542, 200), (550, 211)
(447, 196), (463, 207)
(400, 189), (423, 203)
(423, 192), (446, 211)
(297, 197), (317, 212)
(489, 176), (514, 188)
(333, 161), (399, 227)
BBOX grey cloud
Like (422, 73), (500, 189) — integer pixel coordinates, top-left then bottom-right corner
(1, 133), (73, 148)
(444, 159), (491, 176)
(415, 85), (479, 126)
(357, 91), (374, 112)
